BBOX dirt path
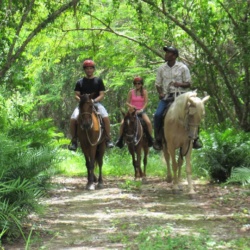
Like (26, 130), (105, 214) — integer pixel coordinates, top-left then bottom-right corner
(3, 176), (250, 250)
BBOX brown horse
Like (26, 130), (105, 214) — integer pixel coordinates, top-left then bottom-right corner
(77, 93), (106, 190)
(123, 109), (149, 181)
(162, 91), (210, 195)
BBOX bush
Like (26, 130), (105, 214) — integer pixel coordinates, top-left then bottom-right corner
(0, 119), (64, 243)
(192, 128), (250, 183)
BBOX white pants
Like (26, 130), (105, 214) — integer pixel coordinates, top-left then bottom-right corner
(71, 102), (108, 120)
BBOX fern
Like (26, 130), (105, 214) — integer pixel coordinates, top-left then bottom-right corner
(226, 167), (250, 186)
(192, 128), (250, 183)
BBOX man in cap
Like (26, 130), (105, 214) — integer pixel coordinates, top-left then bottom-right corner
(153, 46), (202, 150)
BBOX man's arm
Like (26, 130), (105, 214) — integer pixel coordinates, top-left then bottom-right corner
(75, 91), (81, 101)
(156, 85), (165, 99)
(94, 91), (105, 102)
(172, 81), (190, 88)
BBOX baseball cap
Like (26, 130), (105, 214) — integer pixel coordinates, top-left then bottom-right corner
(163, 46), (179, 57)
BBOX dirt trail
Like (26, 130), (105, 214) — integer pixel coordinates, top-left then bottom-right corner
(3, 176), (250, 250)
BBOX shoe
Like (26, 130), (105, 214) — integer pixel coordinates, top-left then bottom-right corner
(153, 140), (162, 150)
(193, 138), (203, 149)
(147, 136), (154, 147)
(106, 140), (114, 148)
(115, 137), (124, 149)
(68, 140), (77, 151)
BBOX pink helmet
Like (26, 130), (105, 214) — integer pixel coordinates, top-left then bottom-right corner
(83, 60), (95, 68)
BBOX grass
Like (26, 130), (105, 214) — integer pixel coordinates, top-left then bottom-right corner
(125, 225), (250, 250)
(57, 147), (168, 178)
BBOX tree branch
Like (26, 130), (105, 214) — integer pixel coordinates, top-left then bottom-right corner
(0, 0), (79, 79)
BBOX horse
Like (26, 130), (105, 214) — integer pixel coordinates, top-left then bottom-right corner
(77, 93), (106, 190)
(122, 109), (149, 181)
(162, 91), (210, 195)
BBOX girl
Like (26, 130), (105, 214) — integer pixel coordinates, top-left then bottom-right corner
(115, 76), (154, 148)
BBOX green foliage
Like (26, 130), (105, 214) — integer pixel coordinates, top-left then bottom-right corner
(0, 119), (63, 241)
(128, 226), (242, 250)
(226, 167), (250, 186)
(59, 147), (167, 178)
(192, 128), (250, 183)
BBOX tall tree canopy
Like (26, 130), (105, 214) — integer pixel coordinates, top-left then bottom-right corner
(0, 0), (249, 132)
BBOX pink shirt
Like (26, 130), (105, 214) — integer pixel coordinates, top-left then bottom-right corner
(130, 89), (145, 110)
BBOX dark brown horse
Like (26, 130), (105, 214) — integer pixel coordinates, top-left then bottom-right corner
(77, 93), (106, 190)
(123, 109), (149, 181)
(162, 91), (210, 195)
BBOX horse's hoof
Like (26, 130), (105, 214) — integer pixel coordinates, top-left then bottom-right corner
(142, 177), (147, 184)
(97, 183), (104, 189)
(86, 183), (95, 191)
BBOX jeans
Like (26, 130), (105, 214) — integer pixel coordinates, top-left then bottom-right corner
(154, 100), (168, 132)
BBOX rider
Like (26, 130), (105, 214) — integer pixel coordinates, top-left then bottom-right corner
(153, 46), (203, 150)
(115, 76), (154, 148)
(68, 59), (114, 151)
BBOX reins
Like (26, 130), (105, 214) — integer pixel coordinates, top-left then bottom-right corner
(79, 108), (103, 147)
(125, 114), (143, 146)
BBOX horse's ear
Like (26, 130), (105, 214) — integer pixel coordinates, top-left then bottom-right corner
(202, 95), (210, 104)
(89, 93), (95, 100)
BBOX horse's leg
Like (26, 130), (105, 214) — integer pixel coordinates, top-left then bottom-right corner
(168, 146), (179, 193)
(127, 146), (137, 180)
(96, 143), (105, 189)
(142, 143), (149, 183)
(163, 144), (172, 183)
(82, 151), (92, 189)
(136, 146), (143, 179)
(177, 151), (184, 191)
(85, 148), (97, 191)
(185, 148), (195, 195)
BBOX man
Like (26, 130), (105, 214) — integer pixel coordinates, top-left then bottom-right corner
(68, 59), (114, 151)
(153, 46), (202, 150)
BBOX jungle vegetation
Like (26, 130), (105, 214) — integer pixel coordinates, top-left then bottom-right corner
(0, 0), (249, 244)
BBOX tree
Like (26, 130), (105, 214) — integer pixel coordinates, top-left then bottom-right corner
(0, 0), (79, 81)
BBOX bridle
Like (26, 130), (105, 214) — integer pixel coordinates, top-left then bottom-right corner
(79, 102), (103, 146)
(124, 114), (143, 146)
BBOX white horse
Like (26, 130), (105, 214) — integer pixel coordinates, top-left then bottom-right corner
(163, 91), (210, 195)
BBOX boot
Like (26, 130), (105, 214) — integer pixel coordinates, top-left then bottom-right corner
(115, 136), (124, 149)
(193, 138), (203, 149)
(68, 119), (78, 151)
(147, 135), (154, 147)
(103, 117), (114, 148)
(153, 129), (162, 150)
(145, 131), (154, 147)
(68, 137), (77, 151)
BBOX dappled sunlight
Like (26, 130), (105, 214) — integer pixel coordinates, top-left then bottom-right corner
(8, 176), (250, 249)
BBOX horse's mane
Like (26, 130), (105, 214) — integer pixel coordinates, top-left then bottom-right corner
(79, 94), (92, 109)
(167, 91), (197, 122)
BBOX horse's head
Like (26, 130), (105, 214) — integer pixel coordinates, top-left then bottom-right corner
(78, 93), (95, 130)
(123, 110), (137, 144)
(187, 95), (210, 139)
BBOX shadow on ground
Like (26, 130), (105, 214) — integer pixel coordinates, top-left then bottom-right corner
(3, 176), (250, 250)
